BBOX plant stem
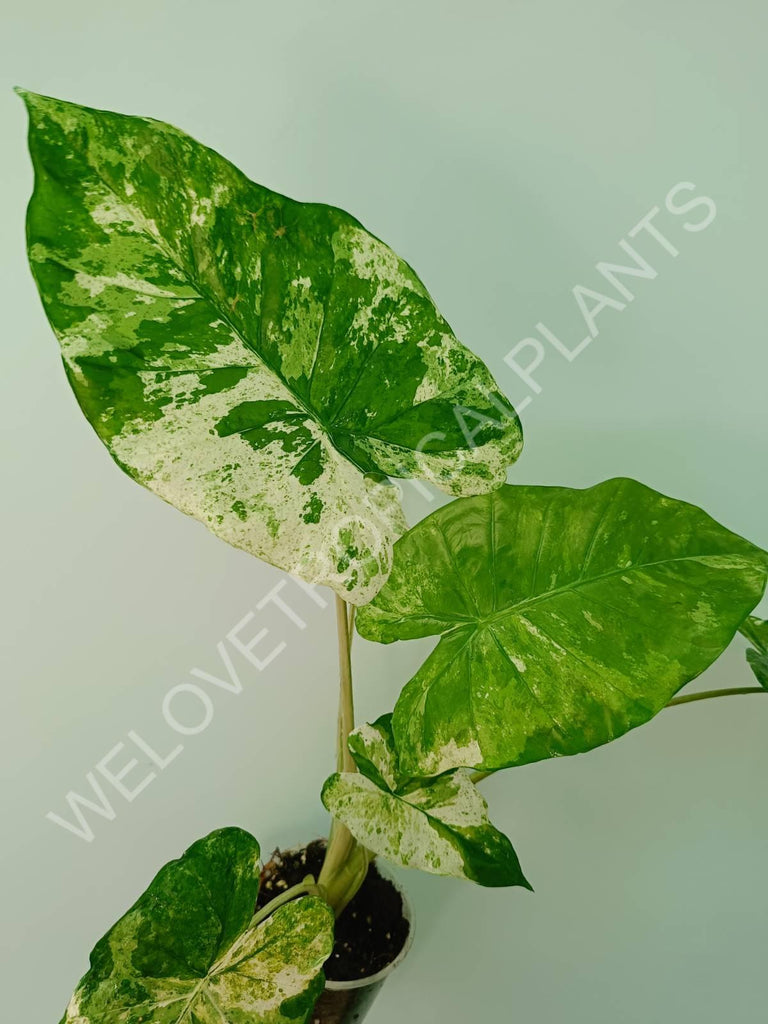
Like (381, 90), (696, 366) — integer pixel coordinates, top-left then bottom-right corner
(348, 603), (356, 648)
(470, 685), (766, 784)
(250, 877), (321, 929)
(665, 686), (765, 707)
(318, 595), (368, 915)
(335, 594), (356, 774)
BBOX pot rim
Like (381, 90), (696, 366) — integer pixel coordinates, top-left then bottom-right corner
(324, 859), (414, 991)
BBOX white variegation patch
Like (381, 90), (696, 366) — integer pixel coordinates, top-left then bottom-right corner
(108, 364), (406, 604)
(423, 737), (483, 778)
(324, 771), (465, 877)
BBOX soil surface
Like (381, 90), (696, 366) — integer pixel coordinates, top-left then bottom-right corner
(255, 840), (410, 981)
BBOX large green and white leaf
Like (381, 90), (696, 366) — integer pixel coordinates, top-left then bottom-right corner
(322, 715), (530, 887)
(356, 478), (768, 775)
(19, 90), (522, 603)
(60, 827), (334, 1024)
(740, 616), (768, 689)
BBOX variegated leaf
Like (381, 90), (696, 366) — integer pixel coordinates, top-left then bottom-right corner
(357, 478), (768, 776)
(60, 827), (334, 1024)
(322, 715), (530, 887)
(740, 616), (768, 688)
(19, 90), (522, 603)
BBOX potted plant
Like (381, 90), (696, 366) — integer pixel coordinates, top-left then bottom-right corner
(17, 89), (768, 1024)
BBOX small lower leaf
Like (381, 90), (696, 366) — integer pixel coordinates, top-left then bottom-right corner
(322, 716), (530, 888)
(740, 616), (768, 689)
(60, 827), (334, 1024)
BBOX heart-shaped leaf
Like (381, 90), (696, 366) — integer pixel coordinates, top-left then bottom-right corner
(60, 827), (334, 1024)
(19, 90), (522, 603)
(740, 616), (768, 689)
(356, 478), (768, 775)
(322, 716), (530, 887)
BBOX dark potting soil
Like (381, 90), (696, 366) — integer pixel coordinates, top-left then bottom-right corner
(255, 840), (410, 981)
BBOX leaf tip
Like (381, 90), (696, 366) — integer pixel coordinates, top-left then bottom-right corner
(14, 86), (45, 115)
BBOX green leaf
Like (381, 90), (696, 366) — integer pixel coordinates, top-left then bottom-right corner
(740, 616), (768, 689)
(19, 90), (522, 604)
(60, 827), (334, 1024)
(356, 478), (768, 775)
(322, 715), (530, 887)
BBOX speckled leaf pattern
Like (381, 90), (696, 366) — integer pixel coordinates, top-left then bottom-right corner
(60, 827), (334, 1024)
(322, 715), (530, 887)
(20, 91), (522, 603)
(356, 478), (768, 776)
(740, 616), (768, 688)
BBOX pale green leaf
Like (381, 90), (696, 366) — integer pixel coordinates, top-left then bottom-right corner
(19, 90), (522, 603)
(322, 715), (530, 887)
(60, 827), (334, 1024)
(740, 616), (768, 689)
(356, 478), (768, 775)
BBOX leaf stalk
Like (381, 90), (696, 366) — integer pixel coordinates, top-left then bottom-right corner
(318, 596), (368, 915)
(249, 876), (322, 929)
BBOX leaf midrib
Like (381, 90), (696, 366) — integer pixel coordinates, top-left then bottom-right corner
(483, 549), (759, 627)
(357, 768), (471, 846)
(394, 548), (761, 641)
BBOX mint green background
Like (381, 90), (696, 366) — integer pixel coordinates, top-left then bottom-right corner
(1, 2), (766, 1021)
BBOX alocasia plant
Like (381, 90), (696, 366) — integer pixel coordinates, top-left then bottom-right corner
(18, 90), (768, 1022)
